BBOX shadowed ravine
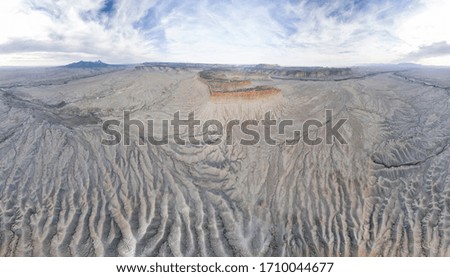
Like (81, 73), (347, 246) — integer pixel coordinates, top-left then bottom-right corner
(0, 66), (449, 256)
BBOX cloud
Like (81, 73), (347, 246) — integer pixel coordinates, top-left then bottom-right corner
(401, 41), (450, 61)
(0, 0), (449, 66)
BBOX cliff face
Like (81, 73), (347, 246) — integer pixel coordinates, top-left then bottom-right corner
(276, 68), (352, 78)
(247, 67), (352, 79)
(199, 70), (281, 99)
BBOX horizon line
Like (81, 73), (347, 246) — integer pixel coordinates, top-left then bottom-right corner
(0, 61), (441, 69)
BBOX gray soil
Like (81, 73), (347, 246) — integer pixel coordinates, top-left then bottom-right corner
(0, 65), (449, 256)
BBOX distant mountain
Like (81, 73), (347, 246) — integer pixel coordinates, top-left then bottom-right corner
(65, 60), (110, 68)
(396, 63), (423, 68)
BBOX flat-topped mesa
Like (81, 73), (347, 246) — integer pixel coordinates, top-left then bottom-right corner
(209, 80), (252, 92)
(199, 70), (281, 100)
(210, 86), (280, 99)
(265, 67), (352, 79)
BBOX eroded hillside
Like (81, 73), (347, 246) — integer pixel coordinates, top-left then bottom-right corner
(0, 65), (449, 256)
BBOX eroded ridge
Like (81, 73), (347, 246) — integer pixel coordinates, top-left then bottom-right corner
(0, 65), (449, 257)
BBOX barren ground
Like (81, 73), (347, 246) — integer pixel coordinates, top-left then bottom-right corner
(0, 65), (449, 256)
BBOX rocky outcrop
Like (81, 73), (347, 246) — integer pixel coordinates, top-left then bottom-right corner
(258, 67), (352, 79)
(199, 70), (281, 99)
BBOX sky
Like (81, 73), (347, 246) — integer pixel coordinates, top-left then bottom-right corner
(1, 0), (450, 66)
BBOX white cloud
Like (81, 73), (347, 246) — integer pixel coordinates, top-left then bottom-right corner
(0, 1), (53, 43)
(395, 0), (450, 65)
(0, 0), (160, 65)
(0, 0), (449, 66)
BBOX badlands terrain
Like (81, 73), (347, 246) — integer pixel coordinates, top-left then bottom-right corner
(0, 62), (449, 256)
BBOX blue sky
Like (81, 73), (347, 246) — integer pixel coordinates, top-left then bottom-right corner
(1, 0), (450, 66)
